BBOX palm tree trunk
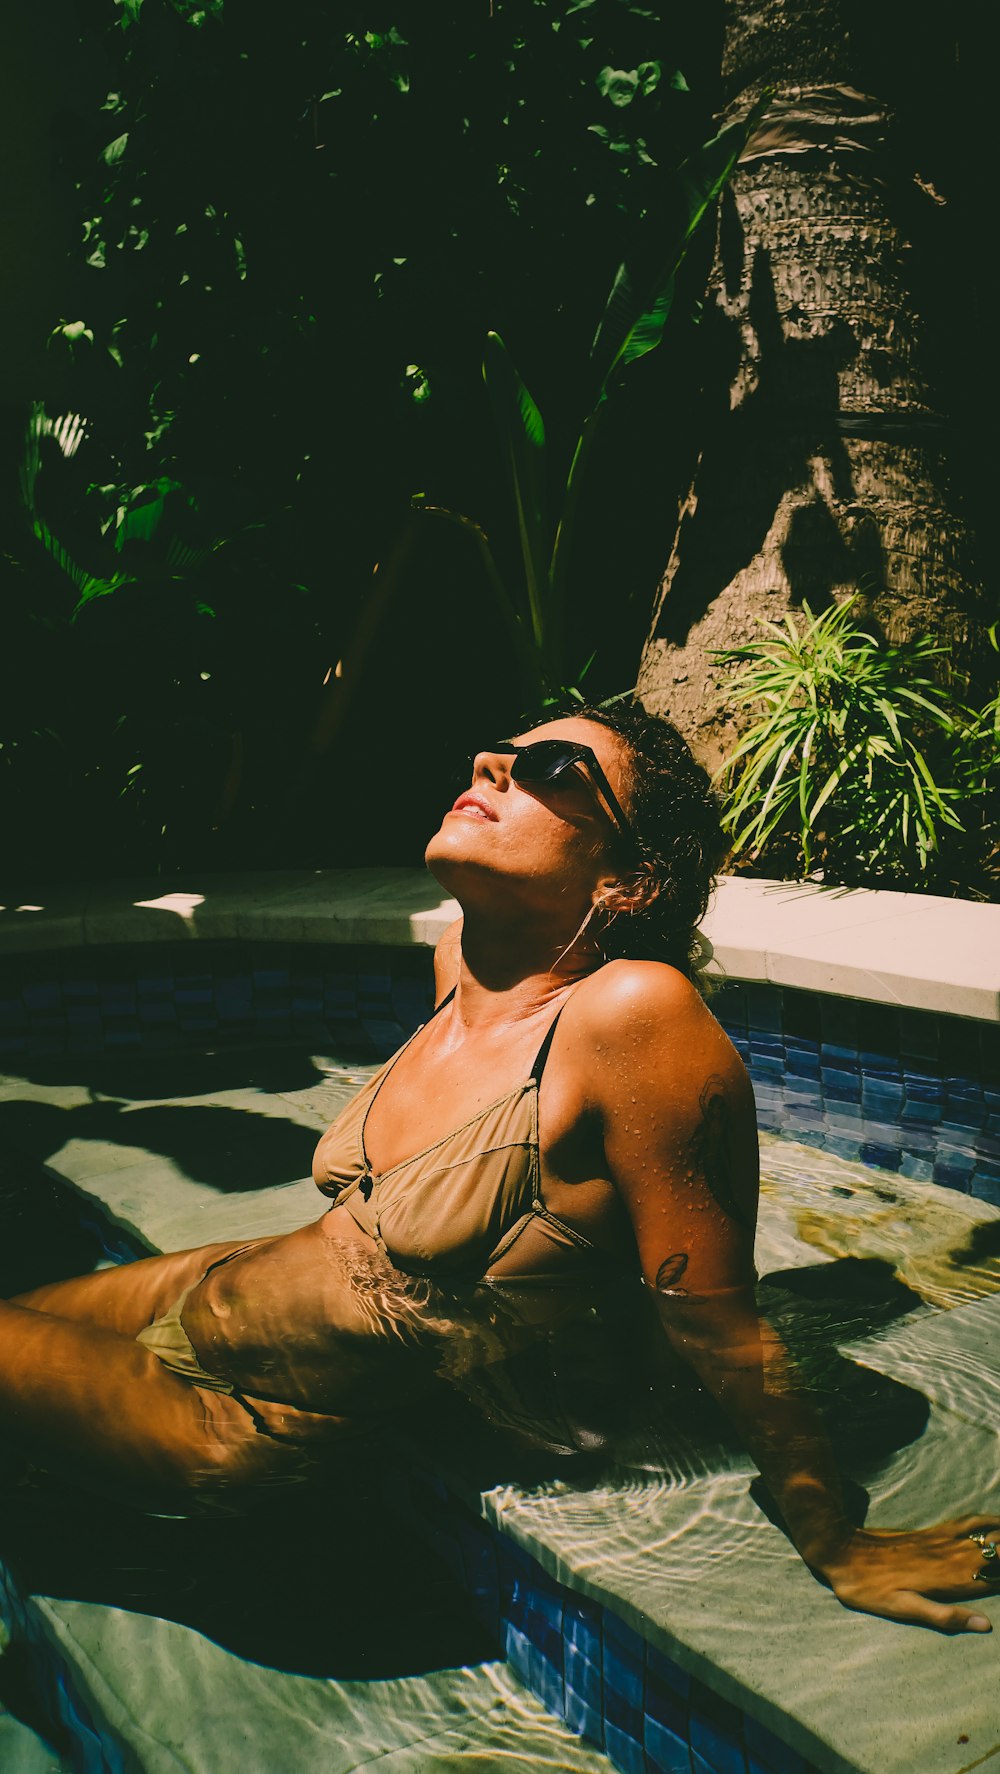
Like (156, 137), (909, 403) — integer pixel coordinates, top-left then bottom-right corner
(638, 0), (987, 768)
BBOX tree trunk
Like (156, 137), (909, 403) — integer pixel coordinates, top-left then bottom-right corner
(637, 0), (989, 770)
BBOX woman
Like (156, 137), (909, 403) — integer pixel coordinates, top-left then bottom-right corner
(2, 703), (997, 1633)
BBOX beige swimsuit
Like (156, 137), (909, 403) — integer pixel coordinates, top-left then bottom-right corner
(136, 993), (620, 1428)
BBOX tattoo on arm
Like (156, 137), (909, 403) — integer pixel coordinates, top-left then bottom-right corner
(654, 1252), (689, 1296)
(689, 1074), (750, 1229)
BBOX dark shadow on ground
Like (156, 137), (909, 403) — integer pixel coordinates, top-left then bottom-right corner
(0, 1095), (321, 1197)
(0, 1458), (499, 1681)
(1, 1041), (368, 1101)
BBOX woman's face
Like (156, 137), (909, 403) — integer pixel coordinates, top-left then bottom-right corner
(425, 716), (632, 924)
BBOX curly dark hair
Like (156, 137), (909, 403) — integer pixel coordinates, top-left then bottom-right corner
(566, 698), (729, 980)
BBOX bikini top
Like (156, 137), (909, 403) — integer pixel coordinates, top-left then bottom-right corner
(312, 989), (606, 1281)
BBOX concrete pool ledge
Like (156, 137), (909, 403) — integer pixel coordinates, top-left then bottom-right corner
(1, 869), (999, 1021)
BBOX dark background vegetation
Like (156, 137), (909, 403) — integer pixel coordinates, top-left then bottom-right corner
(0, 1), (995, 886)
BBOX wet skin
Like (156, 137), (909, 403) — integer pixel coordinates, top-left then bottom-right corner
(2, 718), (999, 1630)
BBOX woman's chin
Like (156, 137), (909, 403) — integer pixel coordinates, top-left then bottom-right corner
(424, 820), (496, 885)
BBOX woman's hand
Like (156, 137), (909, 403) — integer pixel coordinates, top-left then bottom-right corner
(818, 1518), (1000, 1633)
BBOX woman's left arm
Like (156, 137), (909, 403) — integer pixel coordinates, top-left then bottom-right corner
(585, 962), (996, 1635)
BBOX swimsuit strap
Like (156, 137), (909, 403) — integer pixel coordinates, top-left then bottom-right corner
(529, 1003), (567, 1083)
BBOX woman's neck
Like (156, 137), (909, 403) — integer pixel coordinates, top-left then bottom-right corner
(449, 911), (601, 1033)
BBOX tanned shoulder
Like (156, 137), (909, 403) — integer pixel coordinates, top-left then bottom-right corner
(574, 957), (738, 1080)
(574, 958), (755, 1183)
(572, 959), (759, 1268)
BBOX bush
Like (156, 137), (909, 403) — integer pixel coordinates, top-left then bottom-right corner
(714, 599), (1000, 896)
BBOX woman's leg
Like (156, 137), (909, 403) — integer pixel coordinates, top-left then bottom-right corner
(10, 1240), (252, 1337)
(0, 1296), (305, 1506)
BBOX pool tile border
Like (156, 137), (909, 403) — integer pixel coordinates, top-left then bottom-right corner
(1, 940), (997, 1206)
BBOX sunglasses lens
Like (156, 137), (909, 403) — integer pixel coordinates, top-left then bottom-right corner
(511, 742), (578, 783)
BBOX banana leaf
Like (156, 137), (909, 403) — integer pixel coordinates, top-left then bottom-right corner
(482, 331), (552, 661)
(589, 91), (771, 391)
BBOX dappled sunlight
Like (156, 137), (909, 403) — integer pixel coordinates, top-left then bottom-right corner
(132, 891), (206, 922)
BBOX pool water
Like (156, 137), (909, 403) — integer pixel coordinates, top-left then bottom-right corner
(2, 1033), (1000, 1773)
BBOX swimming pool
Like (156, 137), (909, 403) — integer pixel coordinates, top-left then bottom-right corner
(0, 875), (998, 1774)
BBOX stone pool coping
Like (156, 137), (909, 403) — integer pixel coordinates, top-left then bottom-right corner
(2, 869), (999, 1022)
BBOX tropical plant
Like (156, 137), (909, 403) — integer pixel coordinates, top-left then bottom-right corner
(424, 95), (770, 711)
(713, 597), (990, 890)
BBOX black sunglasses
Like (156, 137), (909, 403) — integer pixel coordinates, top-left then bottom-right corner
(476, 739), (635, 848)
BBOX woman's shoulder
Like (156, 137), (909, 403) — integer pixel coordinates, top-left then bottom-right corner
(569, 958), (743, 1080)
(574, 956), (703, 1022)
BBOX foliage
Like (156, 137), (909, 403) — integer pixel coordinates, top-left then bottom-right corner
(6, 0), (728, 875)
(453, 93), (770, 708)
(714, 599), (999, 893)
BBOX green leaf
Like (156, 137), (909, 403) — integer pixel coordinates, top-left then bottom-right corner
(482, 331), (551, 657)
(590, 90), (770, 387)
(597, 67), (640, 108)
(102, 132), (129, 165)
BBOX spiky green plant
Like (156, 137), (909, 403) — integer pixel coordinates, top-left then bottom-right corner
(714, 598), (974, 887)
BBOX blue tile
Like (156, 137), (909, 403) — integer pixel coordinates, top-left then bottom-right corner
(937, 1140), (977, 1167)
(529, 1642), (565, 1718)
(605, 1720), (647, 1774)
(565, 1685), (604, 1746)
(784, 1075), (821, 1100)
(859, 1143), (901, 1171)
(820, 1041), (859, 1067)
(819, 1000), (859, 1046)
(861, 1117), (905, 1146)
(746, 988), (783, 1032)
(100, 983), (138, 1009)
(527, 1615), (564, 1669)
(942, 1101), (987, 1131)
(826, 1102), (864, 1128)
(901, 1099), (942, 1126)
(824, 1134), (862, 1162)
(898, 1122), (934, 1152)
(934, 1165), (973, 1193)
(646, 1646), (690, 1699)
(689, 1682), (746, 1774)
(785, 1106), (825, 1128)
(744, 1714), (809, 1774)
(605, 1642), (644, 1711)
(524, 1578), (564, 1631)
(862, 1080), (904, 1113)
(604, 1611), (648, 1661)
(751, 1059), (786, 1084)
(506, 1621), (534, 1688)
(565, 1597), (603, 1661)
(821, 1073), (861, 1102)
(692, 1753), (735, 1774)
(23, 981), (61, 1010)
(646, 1670), (688, 1738)
(898, 1154), (934, 1183)
(646, 1715), (693, 1774)
(566, 1641), (602, 1709)
(903, 1072), (943, 1098)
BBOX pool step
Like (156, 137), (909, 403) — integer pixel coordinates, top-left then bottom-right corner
(0, 1574), (615, 1774)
